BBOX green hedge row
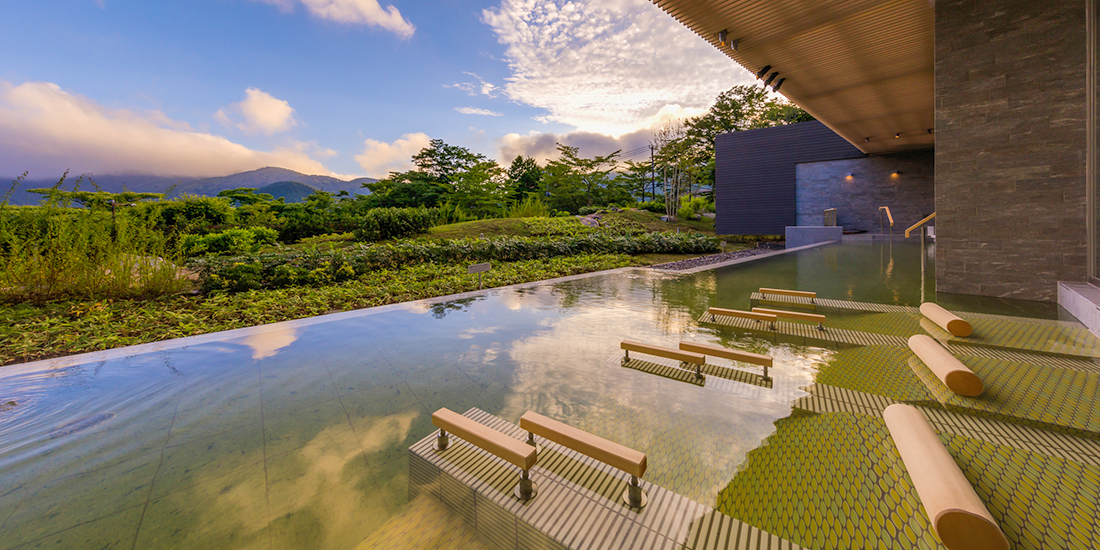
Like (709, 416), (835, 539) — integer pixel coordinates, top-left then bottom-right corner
(353, 207), (438, 242)
(179, 227), (279, 258)
(193, 232), (718, 292)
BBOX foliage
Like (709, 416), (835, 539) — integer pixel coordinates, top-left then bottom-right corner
(179, 227), (278, 258)
(637, 200), (666, 214)
(0, 254), (641, 365)
(507, 155), (543, 199)
(28, 188), (164, 208)
(523, 216), (644, 237)
(146, 194), (236, 233)
(677, 196), (714, 221)
(193, 232), (717, 292)
(352, 206), (438, 242)
(542, 144), (630, 213)
(0, 176), (187, 304)
(435, 201), (478, 225)
(216, 187), (275, 206)
(505, 196), (551, 218)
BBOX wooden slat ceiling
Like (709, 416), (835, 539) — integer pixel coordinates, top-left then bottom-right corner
(653, 0), (934, 154)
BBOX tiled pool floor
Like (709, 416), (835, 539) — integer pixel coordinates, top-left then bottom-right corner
(1, 242), (1096, 549)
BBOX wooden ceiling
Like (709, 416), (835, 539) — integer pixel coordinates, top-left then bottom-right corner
(653, 0), (934, 154)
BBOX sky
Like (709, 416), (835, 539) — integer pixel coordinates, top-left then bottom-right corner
(0, 0), (756, 180)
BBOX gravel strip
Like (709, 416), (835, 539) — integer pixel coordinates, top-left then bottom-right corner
(648, 245), (784, 270)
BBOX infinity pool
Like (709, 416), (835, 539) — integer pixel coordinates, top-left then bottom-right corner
(0, 241), (1068, 549)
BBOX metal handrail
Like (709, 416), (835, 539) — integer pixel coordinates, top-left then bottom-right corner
(879, 206), (894, 226)
(905, 212), (937, 238)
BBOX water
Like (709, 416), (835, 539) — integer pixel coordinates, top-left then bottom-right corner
(0, 241), (1064, 549)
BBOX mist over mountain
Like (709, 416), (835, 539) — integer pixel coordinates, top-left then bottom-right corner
(2, 167), (375, 205)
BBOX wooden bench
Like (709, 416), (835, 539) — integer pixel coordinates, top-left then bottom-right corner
(759, 287), (816, 303)
(919, 302), (973, 337)
(621, 340), (706, 376)
(908, 335), (984, 396)
(707, 307), (778, 329)
(752, 307), (827, 331)
(884, 404), (1008, 550)
(432, 408), (540, 501)
(520, 411), (649, 508)
(679, 341), (773, 380)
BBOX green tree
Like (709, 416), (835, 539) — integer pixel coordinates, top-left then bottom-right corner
(217, 187), (275, 206)
(506, 156), (543, 200)
(542, 144), (623, 213)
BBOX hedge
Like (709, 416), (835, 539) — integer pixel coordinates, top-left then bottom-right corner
(192, 232), (718, 292)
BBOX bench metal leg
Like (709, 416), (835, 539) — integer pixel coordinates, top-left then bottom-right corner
(763, 365), (770, 381)
(525, 431), (543, 454)
(434, 428), (450, 451)
(622, 475), (648, 508)
(817, 322), (825, 332)
(514, 468), (538, 501)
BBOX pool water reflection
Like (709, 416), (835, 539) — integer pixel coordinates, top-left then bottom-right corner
(0, 241), (1062, 549)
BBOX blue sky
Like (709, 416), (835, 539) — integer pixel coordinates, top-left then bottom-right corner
(0, 0), (754, 179)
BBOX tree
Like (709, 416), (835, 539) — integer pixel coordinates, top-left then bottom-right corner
(28, 189), (163, 209)
(217, 187), (274, 206)
(542, 144), (623, 213)
(615, 160), (654, 202)
(506, 156), (543, 200)
(651, 120), (695, 221)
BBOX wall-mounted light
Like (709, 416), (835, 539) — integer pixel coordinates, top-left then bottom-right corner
(891, 170), (901, 177)
(763, 72), (778, 86)
(756, 65), (772, 79)
(731, 39), (739, 51)
(772, 78), (784, 92)
(864, 137), (870, 143)
(894, 133), (901, 139)
(718, 30), (728, 45)
(927, 128), (933, 134)
(846, 173), (855, 179)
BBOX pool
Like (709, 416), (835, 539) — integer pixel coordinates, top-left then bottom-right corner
(0, 241), (1088, 549)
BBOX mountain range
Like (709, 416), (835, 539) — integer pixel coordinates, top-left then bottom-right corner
(2, 167), (376, 205)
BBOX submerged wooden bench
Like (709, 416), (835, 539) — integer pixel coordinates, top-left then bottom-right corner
(432, 407), (539, 501)
(759, 287), (816, 303)
(679, 341), (773, 380)
(752, 307), (827, 331)
(920, 302), (974, 337)
(520, 411), (649, 508)
(884, 404), (1008, 550)
(908, 335), (984, 396)
(621, 340), (706, 376)
(707, 307), (778, 329)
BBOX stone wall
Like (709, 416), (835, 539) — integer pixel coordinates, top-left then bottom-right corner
(795, 150), (935, 234)
(935, 0), (1088, 302)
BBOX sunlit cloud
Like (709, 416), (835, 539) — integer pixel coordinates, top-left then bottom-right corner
(444, 72), (499, 98)
(215, 88), (297, 135)
(456, 107), (503, 117)
(354, 132), (431, 177)
(0, 81), (340, 177)
(482, 0), (750, 136)
(253, 0), (415, 38)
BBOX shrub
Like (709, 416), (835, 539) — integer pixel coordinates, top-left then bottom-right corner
(436, 202), (477, 225)
(193, 232), (719, 292)
(505, 196), (551, 218)
(637, 200), (665, 214)
(179, 227), (279, 258)
(353, 207), (438, 242)
(578, 206), (603, 216)
(147, 195), (235, 233)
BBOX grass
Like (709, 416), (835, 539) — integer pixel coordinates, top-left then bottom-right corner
(0, 254), (643, 366)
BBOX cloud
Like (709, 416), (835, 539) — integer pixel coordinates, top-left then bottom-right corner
(482, 0), (751, 136)
(456, 107), (503, 117)
(497, 104), (706, 164)
(215, 88), (297, 135)
(0, 81), (339, 178)
(444, 72), (498, 98)
(354, 132), (431, 177)
(253, 0), (415, 38)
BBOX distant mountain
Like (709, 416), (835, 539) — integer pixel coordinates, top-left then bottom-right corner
(2, 167), (375, 205)
(257, 181), (319, 203)
(168, 167), (374, 199)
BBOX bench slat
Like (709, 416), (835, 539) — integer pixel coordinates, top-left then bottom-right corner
(759, 287), (816, 299)
(621, 340), (705, 365)
(752, 307), (825, 322)
(520, 411), (646, 478)
(432, 408), (537, 471)
(678, 341), (772, 368)
(707, 307), (777, 322)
